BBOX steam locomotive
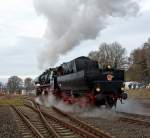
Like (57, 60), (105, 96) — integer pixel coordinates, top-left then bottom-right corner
(35, 56), (127, 108)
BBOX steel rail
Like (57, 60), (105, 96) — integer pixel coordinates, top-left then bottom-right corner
(118, 117), (150, 127)
(25, 104), (101, 138)
(35, 104), (61, 138)
(116, 111), (150, 126)
(52, 106), (114, 138)
(115, 111), (150, 118)
(11, 105), (44, 138)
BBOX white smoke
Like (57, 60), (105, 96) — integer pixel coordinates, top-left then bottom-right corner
(35, 93), (57, 107)
(34, 0), (139, 68)
(35, 94), (150, 118)
(35, 93), (118, 118)
(35, 93), (87, 112)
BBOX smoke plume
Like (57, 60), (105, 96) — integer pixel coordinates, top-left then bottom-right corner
(34, 0), (139, 67)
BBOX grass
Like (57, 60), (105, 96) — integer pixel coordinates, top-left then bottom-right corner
(127, 88), (150, 99)
(0, 97), (24, 106)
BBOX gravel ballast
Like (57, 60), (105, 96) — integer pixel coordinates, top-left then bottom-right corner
(0, 106), (22, 138)
(80, 117), (150, 138)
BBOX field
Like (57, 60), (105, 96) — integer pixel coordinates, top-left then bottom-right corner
(127, 89), (150, 99)
(0, 95), (24, 106)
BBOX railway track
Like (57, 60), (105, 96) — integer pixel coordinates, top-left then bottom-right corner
(52, 106), (114, 138)
(14, 97), (150, 137)
(116, 111), (150, 119)
(116, 111), (150, 127)
(52, 106), (150, 128)
(11, 106), (40, 138)
(25, 103), (115, 138)
(23, 98), (114, 138)
(118, 116), (150, 127)
(12, 100), (115, 138)
(12, 105), (51, 138)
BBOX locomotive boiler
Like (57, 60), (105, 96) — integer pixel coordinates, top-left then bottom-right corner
(35, 56), (127, 108)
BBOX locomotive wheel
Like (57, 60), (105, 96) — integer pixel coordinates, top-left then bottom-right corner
(36, 90), (42, 96)
(105, 97), (116, 108)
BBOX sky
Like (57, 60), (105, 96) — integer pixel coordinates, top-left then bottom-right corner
(0, 0), (150, 82)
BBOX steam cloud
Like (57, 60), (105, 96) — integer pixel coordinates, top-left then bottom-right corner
(34, 0), (139, 68)
(35, 94), (150, 118)
(35, 93), (118, 118)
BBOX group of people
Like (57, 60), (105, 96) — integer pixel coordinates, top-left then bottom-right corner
(127, 82), (145, 89)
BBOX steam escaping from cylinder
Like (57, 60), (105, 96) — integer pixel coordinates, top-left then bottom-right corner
(34, 0), (139, 68)
(35, 93), (118, 118)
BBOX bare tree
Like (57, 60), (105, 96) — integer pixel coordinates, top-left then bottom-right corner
(89, 42), (127, 68)
(24, 78), (34, 92)
(0, 82), (3, 92)
(127, 38), (150, 83)
(7, 76), (23, 94)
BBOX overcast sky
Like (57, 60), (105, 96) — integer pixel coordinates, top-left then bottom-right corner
(0, 0), (150, 82)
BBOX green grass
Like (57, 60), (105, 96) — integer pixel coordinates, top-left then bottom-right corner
(127, 88), (150, 99)
(0, 97), (24, 106)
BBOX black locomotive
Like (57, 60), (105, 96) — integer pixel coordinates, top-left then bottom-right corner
(35, 56), (127, 108)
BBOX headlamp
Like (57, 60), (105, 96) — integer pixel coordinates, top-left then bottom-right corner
(107, 65), (111, 69)
(96, 87), (101, 92)
(36, 84), (40, 87)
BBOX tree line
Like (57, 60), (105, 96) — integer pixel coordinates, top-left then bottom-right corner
(0, 76), (35, 94)
(88, 38), (150, 84)
(126, 39), (150, 83)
